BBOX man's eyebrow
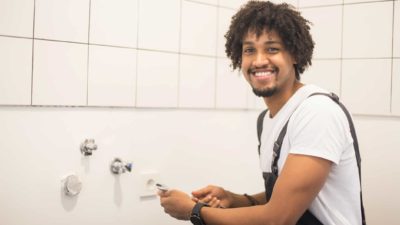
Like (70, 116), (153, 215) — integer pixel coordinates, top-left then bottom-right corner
(264, 41), (282, 45)
(242, 40), (283, 45)
(242, 41), (254, 45)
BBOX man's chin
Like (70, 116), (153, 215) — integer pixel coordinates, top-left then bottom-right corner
(252, 87), (277, 97)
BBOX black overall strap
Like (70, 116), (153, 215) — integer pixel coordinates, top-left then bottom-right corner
(308, 92), (366, 225)
(257, 109), (268, 155)
(308, 93), (362, 176)
(271, 120), (289, 175)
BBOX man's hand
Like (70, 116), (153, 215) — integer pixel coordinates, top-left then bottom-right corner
(192, 185), (233, 208)
(159, 189), (196, 220)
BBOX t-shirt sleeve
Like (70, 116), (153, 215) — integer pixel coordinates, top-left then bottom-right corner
(287, 96), (353, 165)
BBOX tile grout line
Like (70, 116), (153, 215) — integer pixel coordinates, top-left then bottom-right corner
(134, 0), (140, 107)
(5, 32), (394, 60)
(86, 0), (92, 106)
(390, 0), (395, 113)
(177, 0), (183, 108)
(214, 2), (219, 109)
(299, 0), (394, 9)
(30, 0), (36, 106)
(339, 0), (344, 98)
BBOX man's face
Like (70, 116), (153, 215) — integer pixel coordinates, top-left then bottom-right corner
(241, 30), (297, 97)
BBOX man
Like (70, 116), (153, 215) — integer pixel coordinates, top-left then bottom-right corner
(159, 1), (364, 224)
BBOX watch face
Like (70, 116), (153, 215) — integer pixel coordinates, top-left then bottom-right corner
(190, 215), (202, 225)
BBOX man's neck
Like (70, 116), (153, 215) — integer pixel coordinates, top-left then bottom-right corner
(264, 81), (303, 118)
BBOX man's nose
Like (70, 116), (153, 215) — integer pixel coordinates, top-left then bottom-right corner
(253, 53), (270, 67)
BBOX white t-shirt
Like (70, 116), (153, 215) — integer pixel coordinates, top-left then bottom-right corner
(259, 84), (362, 225)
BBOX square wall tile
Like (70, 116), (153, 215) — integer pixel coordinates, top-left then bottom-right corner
(0, 37), (32, 105)
(343, 2), (393, 58)
(90, 0), (138, 48)
(299, 0), (342, 7)
(301, 6), (342, 59)
(217, 8), (235, 57)
(219, 0), (247, 9)
(341, 59), (391, 115)
(179, 55), (216, 108)
(138, 0), (180, 52)
(302, 60), (341, 95)
(0, 0), (34, 37)
(393, 59), (400, 115)
(136, 50), (179, 108)
(216, 58), (248, 109)
(35, 0), (89, 43)
(88, 45), (136, 107)
(181, 1), (217, 56)
(32, 40), (87, 106)
(394, 1), (400, 58)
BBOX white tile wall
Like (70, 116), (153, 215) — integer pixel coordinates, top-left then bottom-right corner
(341, 59), (392, 115)
(301, 5), (342, 59)
(88, 45), (136, 107)
(179, 55), (215, 108)
(138, 0), (180, 52)
(218, 0), (247, 9)
(35, 0), (90, 43)
(180, 1), (217, 56)
(90, 0), (138, 48)
(0, 0), (34, 37)
(299, 0), (342, 7)
(136, 50), (179, 108)
(393, 59), (400, 115)
(32, 40), (87, 106)
(216, 58), (248, 109)
(394, 1), (400, 58)
(0, 0), (398, 115)
(343, 2), (393, 58)
(302, 60), (341, 95)
(0, 37), (32, 105)
(217, 8), (235, 57)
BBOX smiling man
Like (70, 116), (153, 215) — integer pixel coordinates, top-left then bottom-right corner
(159, 1), (365, 225)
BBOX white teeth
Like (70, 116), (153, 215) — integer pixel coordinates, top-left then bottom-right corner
(254, 71), (274, 77)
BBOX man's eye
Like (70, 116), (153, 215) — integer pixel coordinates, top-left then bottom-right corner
(267, 48), (279, 53)
(243, 48), (255, 54)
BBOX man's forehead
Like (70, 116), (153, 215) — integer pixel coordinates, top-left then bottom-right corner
(242, 29), (281, 42)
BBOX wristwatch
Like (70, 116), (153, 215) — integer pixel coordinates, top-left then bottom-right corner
(190, 202), (209, 225)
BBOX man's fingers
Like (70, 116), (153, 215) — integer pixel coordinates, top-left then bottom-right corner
(192, 185), (215, 197)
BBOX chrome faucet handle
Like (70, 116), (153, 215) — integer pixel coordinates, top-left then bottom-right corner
(110, 158), (133, 174)
(80, 139), (97, 156)
(62, 174), (82, 197)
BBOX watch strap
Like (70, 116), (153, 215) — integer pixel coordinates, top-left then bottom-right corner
(190, 202), (209, 225)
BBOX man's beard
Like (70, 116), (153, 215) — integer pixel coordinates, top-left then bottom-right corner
(252, 86), (277, 97)
(248, 66), (279, 97)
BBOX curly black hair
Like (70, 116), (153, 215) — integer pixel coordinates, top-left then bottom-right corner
(225, 1), (314, 80)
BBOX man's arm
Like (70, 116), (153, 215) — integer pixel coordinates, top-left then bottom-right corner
(192, 185), (266, 208)
(223, 191), (266, 208)
(200, 154), (332, 225)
